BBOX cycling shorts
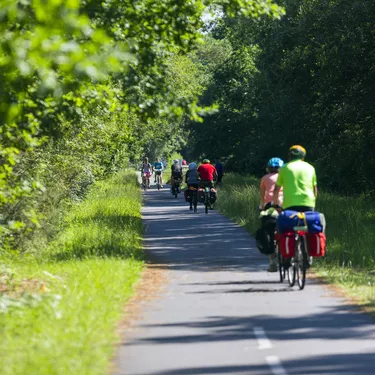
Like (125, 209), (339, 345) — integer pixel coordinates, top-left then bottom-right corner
(155, 170), (162, 175)
(143, 172), (151, 177)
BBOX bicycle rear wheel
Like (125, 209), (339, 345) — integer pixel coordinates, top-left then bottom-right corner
(193, 192), (198, 213)
(297, 237), (307, 290)
(287, 260), (296, 287)
(277, 246), (285, 283)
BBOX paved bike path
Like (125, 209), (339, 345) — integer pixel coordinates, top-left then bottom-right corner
(115, 186), (375, 375)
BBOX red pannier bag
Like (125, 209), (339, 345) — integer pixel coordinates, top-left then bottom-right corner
(275, 232), (295, 258)
(306, 232), (326, 257)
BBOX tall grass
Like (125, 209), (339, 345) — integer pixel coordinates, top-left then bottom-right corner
(0, 170), (144, 375)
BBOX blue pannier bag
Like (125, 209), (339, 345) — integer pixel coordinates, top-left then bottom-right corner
(277, 210), (325, 233)
(304, 211), (325, 233)
(277, 210), (299, 233)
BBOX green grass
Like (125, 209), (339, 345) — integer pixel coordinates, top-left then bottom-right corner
(216, 173), (375, 310)
(0, 171), (144, 375)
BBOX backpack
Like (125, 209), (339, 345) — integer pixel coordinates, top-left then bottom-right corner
(255, 216), (276, 255)
(171, 164), (182, 174)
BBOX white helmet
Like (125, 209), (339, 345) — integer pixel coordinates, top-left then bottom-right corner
(189, 162), (197, 170)
(173, 159), (179, 164)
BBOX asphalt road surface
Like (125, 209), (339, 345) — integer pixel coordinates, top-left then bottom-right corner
(115, 184), (375, 375)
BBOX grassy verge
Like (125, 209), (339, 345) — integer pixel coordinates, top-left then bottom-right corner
(216, 173), (375, 311)
(0, 171), (144, 375)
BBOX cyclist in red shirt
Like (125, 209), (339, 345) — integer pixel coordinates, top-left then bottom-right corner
(197, 159), (217, 187)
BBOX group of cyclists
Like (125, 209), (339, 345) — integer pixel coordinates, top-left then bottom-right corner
(259, 145), (318, 271)
(140, 157), (224, 191)
(140, 157), (165, 188)
(141, 145), (319, 272)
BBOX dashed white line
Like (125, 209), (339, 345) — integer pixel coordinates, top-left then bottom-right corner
(266, 356), (288, 375)
(253, 326), (273, 350)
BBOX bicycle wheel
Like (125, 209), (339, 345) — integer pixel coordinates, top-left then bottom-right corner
(193, 192), (198, 213)
(297, 237), (307, 290)
(277, 245), (285, 283)
(287, 258), (296, 287)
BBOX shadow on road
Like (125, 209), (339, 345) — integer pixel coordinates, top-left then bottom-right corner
(142, 188), (268, 273)
(137, 352), (375, 375)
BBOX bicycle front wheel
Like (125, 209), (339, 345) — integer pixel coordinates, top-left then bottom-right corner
(297, 237), (307, 290)
(277, 245), (285, 283)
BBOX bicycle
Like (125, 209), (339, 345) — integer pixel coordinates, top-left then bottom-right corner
(188, 186), (198, 213)
(275, 243), (287, 283)
(154, 169), (162, 190)
(198, 181), (214, 214)
(171, 177), (182, 198)
(141, 172), (150, 190)
(287, 224), (309, 290)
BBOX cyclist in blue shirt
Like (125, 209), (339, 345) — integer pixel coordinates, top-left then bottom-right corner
(153, 158), (164, 187)
(215, 157), (224, 186)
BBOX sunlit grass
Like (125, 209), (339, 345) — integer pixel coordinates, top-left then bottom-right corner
(0, 171), (144, 375)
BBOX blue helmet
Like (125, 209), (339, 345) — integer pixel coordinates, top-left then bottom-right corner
(267, 157), (284, 168)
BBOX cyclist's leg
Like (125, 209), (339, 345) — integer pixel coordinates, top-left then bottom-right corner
(267, 253), (278, 272)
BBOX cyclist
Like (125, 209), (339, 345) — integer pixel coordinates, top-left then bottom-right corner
(259, 157), (284, 272)
(197, 159), (217, 187)
(215, 157), (224, 186)
(171, 159), (183, 192)
(260, 157), (284, 210)
(272, 145), (317, 212)
(185, 162), (199, 188)
(141, 157), (152, 188)
(153, 158), (164, 187)
(185, 162), (199, 210)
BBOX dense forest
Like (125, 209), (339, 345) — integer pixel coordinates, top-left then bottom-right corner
(187, 0), (375, 195)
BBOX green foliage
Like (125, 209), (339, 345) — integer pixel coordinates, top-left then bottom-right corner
(187, 0), (375, 193)
(0, 170), (144, 375)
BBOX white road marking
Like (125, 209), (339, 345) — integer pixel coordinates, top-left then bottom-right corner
(266, 356), (288, 375)
(253, 326), (273, 350)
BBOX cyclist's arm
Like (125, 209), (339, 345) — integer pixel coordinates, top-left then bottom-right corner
(213, 169), (218, 180)
(314, 185), (318, 198)
(260, 185), (266, 209)
(272, 185), (281, 206)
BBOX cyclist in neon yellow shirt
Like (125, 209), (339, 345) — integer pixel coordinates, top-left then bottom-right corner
(272, 145), (318, 211)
